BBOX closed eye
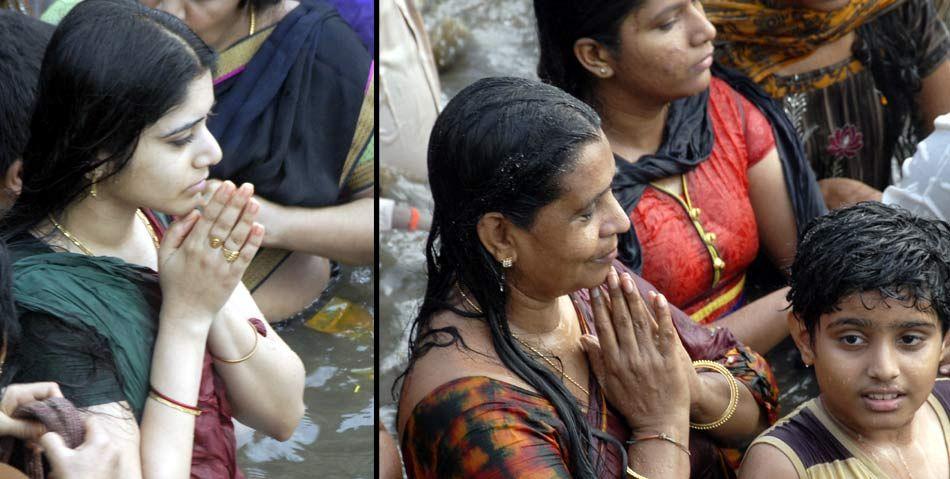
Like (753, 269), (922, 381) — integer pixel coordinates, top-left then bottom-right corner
(170, 134), (195, 147)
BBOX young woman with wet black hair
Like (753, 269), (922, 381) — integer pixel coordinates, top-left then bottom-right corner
(534, 0), (825, 358)
(1, 0), (304, 476)
(396, 76), (778, 479)
(143, 0), (375, 323)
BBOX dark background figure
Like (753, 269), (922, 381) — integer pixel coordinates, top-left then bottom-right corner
(706, 0), (950, 209)
(0, 11), (53, 213)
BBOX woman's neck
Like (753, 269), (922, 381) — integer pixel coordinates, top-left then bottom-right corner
(505, 284), (574, 337)
(54, 196), (140, 255)
(207, 0), (295, 51)
(596, 85), (670, 162)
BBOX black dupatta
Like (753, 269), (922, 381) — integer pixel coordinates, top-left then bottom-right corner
(613, 62), (827, 273)
(209, 0), (373, 207)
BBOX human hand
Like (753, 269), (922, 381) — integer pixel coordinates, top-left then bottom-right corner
(159, 181), (265, 323)
(0, 382), (62, 439)
(40, 417), (119, 479)
(205, 179), (285, 248)
(581, 267), (691, 431)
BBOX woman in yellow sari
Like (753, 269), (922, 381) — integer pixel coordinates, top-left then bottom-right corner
(706, 0), (950, 208)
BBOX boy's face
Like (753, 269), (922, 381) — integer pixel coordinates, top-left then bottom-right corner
(793, 292), (947, 437)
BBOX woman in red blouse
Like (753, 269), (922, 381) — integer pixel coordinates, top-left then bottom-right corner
(534, 0), (826, 354)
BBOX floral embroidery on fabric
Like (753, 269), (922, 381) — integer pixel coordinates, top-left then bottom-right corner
(827, 124), (864, 160)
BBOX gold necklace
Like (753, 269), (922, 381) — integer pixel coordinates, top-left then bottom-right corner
(457, 286), (590, 397)
(49, 209), (160, 256)
(512, 335), (590, 397)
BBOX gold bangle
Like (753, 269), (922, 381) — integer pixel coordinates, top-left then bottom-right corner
(149, 392), (201, 416)
(211, 320), (260, 364)
(689, 360), (740, 430)
(626, 466), (650, 479)
(626, 432), (691, 457)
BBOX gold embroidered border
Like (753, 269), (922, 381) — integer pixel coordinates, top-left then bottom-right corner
(242, 247), (292, 291)
(690, 275), (746, 323)
(339, 75), (375, 188)
(214, 26), (276, 81)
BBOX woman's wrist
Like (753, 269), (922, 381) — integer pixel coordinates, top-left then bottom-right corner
(158, 304), (214, 339)
(689, 371), (715, 418)
(626, 410), (690, 437)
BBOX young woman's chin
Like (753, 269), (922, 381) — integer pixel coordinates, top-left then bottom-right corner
(676, 75), (712, 101)
(151, 195), (203, 218)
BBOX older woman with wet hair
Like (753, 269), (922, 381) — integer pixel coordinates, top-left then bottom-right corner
(396, 76), (779, 479)
(534, 0), (826, 356)
(705, 0), (950, 208)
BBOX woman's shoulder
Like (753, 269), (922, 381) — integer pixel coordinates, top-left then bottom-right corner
(399, 374), (556, 457)
(6, 232), (52, 263)
(397, 309), (538, 431)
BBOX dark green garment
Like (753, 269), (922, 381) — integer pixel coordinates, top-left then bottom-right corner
(11, 246), (160, 417)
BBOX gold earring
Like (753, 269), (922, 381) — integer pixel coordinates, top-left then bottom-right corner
(501, 257), (513, 268)
(90, 182), (98, 199)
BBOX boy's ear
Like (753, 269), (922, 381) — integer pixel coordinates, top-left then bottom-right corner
(787, 311), (816, 367)
(939, 331), (950, 377)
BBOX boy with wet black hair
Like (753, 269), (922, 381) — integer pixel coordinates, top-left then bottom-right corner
(740, 202), (950, 478)
(0, 11), (53, 211)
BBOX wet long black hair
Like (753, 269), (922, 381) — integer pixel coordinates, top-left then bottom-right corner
(1, 0), (215, 241)
(396, 77), (606, 477)
(534, 0), (645, 105)
(0, 238), (19, 388)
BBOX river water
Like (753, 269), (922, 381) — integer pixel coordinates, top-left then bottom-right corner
(238, 265), (375, 479)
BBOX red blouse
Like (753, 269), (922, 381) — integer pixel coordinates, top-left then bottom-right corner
(632, 77), (775, 324)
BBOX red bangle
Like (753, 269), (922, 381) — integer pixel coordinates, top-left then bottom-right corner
(149, 385), (200, 414)
(408, 207), (420, 231)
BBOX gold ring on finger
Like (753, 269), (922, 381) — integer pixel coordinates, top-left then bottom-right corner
(221, 247), (240, 263)
(209, 237), (224, 249)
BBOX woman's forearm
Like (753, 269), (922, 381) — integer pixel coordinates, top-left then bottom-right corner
(690, 371), (767, 446)
(262, 197), (374, 264)
(207, 286), (306, 440)
(140, 309), (211, 479)
(713, 287), (790, 354)
(627, 423), (691, 478)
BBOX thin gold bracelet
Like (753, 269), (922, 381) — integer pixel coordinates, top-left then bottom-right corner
(626, 466), (650, 479)
(211, 320), (260, 364)
(689, 360), (740, 430)
(626, 432), (691, 457)
(148, 392), (201, 416)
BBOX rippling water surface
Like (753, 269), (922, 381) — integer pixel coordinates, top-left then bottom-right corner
(239, 265), (374, 479)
